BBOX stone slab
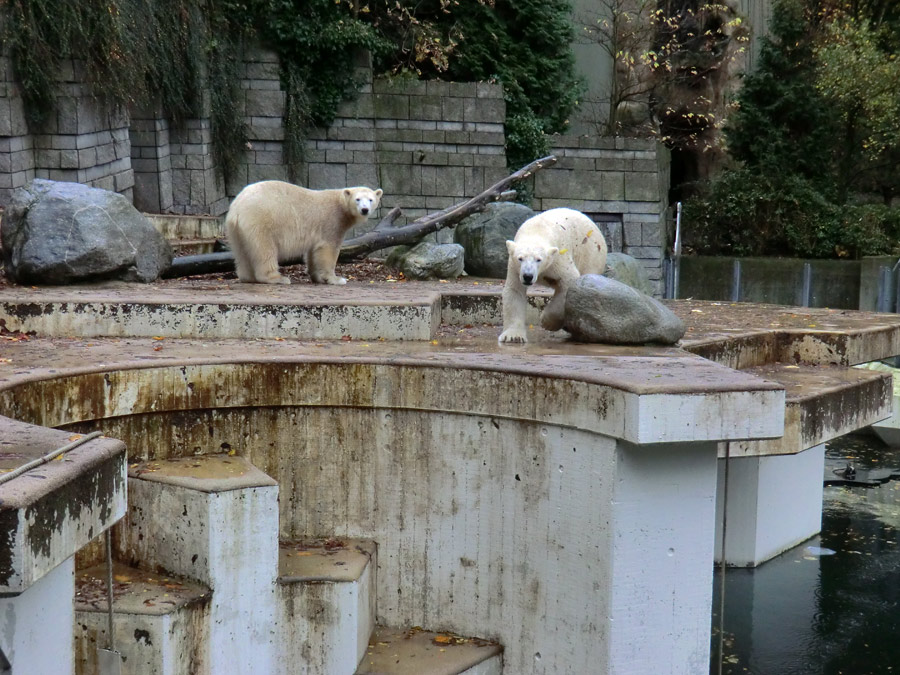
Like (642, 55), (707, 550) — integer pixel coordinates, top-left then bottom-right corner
(128, 453), (277, 493)
(279, 538), (375, 583)
(356, 626), (502, 675)
(0, 417), (126, 593)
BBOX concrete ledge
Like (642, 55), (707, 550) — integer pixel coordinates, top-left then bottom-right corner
(128, 454), (278, 493)
(0, 286), (442, 340)
(0, 417), (126, 593)
(0, 344), (785, 447)
(724, 364), (891, 457)
(358, 626), (503, 675)
(278, 539), (377, 675)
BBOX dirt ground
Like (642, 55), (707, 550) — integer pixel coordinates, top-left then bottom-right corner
(0, 259), (412, 288)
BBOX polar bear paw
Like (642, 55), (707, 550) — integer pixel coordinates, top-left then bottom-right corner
(326, 276), (348, 285)
(498, 328), (528, 344)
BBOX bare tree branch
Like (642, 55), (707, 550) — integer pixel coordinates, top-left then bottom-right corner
(337, 155), (557, 261)
(163, 156), (557, 278)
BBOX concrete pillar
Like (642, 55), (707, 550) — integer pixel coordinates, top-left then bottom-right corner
(118, 455), (280, 674)
(0, 556), (74, 675)
(609, 441), (719, 675)
(715, 444), (825, 567)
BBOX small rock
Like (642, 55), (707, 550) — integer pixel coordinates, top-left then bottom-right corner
(454, 202), (535, 278)
(386, 241), (465, 280)
(563, 274), (685, 345)
(605, 252), (654, 295)
(1, 179), (173, 284)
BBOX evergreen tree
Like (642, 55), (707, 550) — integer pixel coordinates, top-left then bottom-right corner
(724, 0), (840, 195)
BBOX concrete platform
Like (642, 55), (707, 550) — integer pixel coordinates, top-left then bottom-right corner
(0, 279), (897, 673)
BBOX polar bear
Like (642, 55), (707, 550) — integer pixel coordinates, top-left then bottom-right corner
(225, 181), (382, 285)
(498, 208), (608, 343)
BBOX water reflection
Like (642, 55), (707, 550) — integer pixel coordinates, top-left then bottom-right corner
(712, 434), (900, 675)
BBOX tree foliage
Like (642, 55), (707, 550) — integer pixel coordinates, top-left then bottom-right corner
(369, 0), (583, 168)
(686, 0), (900, 258)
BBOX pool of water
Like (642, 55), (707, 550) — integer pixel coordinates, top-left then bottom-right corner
(712, 433), (900, 675)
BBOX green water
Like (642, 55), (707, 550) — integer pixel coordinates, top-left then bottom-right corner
(712, 434), (900, 675)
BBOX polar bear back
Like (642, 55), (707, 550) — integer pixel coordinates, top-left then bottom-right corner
(516, 208), (608, 276)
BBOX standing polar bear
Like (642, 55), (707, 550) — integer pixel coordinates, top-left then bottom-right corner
(225, 181), (382, 284)
(499, 208), (607, 344)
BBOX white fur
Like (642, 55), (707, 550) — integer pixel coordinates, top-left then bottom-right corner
(498, 208), (608, 343)
(225, 181), (382, 285)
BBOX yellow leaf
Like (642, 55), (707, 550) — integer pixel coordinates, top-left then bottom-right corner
(559, 248), (568, 254)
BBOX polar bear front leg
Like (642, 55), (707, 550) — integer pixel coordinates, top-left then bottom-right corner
(540, 282), (567, 332)
(539, 256), (580, 330)
(308, 242), (347, 285)
(498, 268), (529, 344)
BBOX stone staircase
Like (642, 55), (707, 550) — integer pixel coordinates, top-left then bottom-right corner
(146, 214), (225, 256)
(74, 453), (503, 675)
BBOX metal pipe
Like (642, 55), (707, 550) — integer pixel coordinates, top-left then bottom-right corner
(731, 259), (742, 303)
(877, 266), (892, 313)
(673, 202), (682, 300)
(0, 431), (103, 486)
(801, 262), (812, 307)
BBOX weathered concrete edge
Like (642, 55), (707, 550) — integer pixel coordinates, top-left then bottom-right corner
(725, 370), (892, 457)
(0, 423), (127, 594)
(0, 358), (785, 447)
(0, 299), (442, 341)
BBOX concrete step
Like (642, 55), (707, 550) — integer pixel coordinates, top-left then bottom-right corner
(74, 561), (210, 675)
(356, 626), (503, 675)
(146, 214), (224, 241)
(0, 284), (443, 340)
(116, 453), (279, 674)
(169, 238), (222, 257)
(278, 538), (377, 675)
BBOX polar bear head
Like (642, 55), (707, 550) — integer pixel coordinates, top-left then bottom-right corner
(343, 187), (383, 218)
(506, 239), (558, 286)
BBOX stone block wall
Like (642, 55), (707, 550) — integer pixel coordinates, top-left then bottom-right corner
(534, 136), (670, 295)
(0, 46), (670, 293)
(0, 57), (134, 205)
(130, 106), (173, 213)
(226, 47), (288, 193)
(299, 76), (508, 242)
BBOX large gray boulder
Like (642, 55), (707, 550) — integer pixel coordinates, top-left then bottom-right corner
(605, 252), (654, 295)
(454, 202), (535, 278)
(563, 274), (685, 345)
(1, 179), (173, 284)
(386, 241), (465, 280)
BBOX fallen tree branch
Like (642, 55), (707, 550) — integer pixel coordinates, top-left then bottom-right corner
(337, 155), (556, 261)
(162, 155), (557, 277)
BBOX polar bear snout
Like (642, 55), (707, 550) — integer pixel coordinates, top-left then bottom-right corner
(519, 258), (540, 286)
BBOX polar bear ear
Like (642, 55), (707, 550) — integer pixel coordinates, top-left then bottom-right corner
(343, 188), (352, 197)
(547, 246), (559, 257)
(506, 240), (516, 255)
(374, 189), (383, 198)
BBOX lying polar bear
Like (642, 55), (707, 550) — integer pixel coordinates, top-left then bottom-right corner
(498, 208), (608, 344)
